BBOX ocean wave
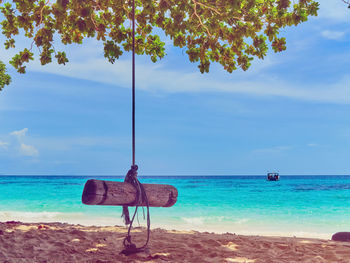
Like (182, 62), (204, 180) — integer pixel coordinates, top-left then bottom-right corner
(0, 210), (124, 226)
(181, 216), (205, 225)
(180, 216), (249, 225)
(294, 184), (350, 191)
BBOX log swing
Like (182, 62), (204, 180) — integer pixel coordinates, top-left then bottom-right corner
(81, 0), (178, 256)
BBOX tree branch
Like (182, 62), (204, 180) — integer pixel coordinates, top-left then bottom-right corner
(191, 0), (211, 36)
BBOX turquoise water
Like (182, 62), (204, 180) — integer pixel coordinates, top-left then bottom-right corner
(1, 175), (350, 239)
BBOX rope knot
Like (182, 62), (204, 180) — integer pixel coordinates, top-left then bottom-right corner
(121, 235), (138, 255)
(123, 235), (133, 247)
(122, 164), (141, 224)
(126, 165), (138, 180)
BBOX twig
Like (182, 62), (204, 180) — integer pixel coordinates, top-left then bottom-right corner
(91, 4), (99, 30)
(191, 0), (211, 36)
(39, 0), (49, 25)
(190, 0), (248, 36)
(194, 1), (221, 15)
(91, 12), (99, 30)
(29, 40), (35, 51)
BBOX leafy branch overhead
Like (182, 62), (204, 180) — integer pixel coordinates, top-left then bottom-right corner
(0, 0), (319, 74)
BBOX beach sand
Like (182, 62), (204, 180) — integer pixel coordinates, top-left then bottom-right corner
(1, 221), (350, 263)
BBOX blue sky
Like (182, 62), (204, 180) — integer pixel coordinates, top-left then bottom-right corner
(1, 0), (350, 175)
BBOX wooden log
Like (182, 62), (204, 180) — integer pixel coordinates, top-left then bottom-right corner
(82, 179), (178, 207)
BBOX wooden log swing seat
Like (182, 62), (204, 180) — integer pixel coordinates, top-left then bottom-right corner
(82, 179), (178, 207)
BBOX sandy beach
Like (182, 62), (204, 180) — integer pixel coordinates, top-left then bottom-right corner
(1, 221), (350, 263)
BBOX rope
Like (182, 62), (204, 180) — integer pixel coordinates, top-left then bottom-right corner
(132, 0), (136, 166)
(120, 0), (151, 256)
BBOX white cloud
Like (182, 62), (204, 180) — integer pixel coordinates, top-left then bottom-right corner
(19, 55), (350, 104)
(9, 128), (39, 157)
(0, 141), (9, 150)
(10, 128), (28, 138)
(307, 143), (319, 147)
(19, 143), (39, 157)
(8, 50), (350, 104)
(317, 0), (350, 23)
(253, 146), (293, 154)
(321, 30), (345, 40)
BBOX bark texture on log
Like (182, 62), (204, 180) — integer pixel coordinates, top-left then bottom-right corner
(82, 179), (178, 207)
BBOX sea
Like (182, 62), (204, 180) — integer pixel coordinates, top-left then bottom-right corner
(1, 175), (350, 239)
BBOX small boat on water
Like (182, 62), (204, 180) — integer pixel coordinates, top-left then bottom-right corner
(267, 172), (279, 181)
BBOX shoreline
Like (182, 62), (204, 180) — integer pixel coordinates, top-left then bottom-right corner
(0, 210), (339, 240)
(1, 221), (350, 262)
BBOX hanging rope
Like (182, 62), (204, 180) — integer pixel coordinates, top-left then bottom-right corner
(131, 0), (136, 166)
(120, 0), (151, 256)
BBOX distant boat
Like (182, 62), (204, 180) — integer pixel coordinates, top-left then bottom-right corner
(267, 172), (279, 181)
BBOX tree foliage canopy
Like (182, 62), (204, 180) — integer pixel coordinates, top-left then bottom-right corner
(0, 0), (318, 78)
(0, 60), (11, 91)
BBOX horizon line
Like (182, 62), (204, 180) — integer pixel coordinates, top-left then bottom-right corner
(1, 174), (350, 177)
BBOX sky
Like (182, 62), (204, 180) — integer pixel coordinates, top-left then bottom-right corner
(0, 0), (350, 175)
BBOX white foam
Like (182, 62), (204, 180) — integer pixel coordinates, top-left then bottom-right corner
(181, 216), (205, 225)
(0, 210), (124, 226)
(180, 216), (250, 225)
